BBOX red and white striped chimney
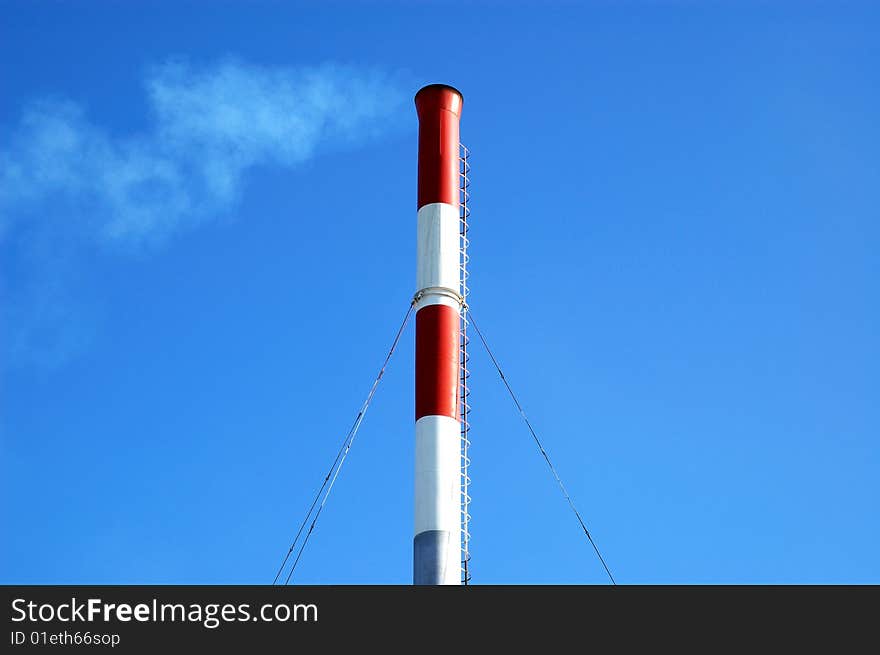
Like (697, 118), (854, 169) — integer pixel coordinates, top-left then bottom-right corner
(413, 84), (463, 585)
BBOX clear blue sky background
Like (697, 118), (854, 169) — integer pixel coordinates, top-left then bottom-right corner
(2, 1), (877, 584)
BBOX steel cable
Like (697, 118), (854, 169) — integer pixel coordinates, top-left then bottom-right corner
(468, 311), (617, 585)
(273, 299), (416, 585)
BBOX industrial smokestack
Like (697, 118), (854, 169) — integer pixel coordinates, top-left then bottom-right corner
(413, 84), (464, 585)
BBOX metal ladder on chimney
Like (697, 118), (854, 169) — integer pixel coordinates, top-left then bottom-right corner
(459, 143), (472, 585)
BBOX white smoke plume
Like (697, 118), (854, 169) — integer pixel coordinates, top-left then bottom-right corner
(0, 59), (409, 367)
(1, 60), (407, 245)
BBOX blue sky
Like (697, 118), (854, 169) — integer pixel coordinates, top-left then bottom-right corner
(1, 1), (877, 584)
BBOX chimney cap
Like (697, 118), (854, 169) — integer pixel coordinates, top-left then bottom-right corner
(414, 84), (464, 117)
(415, 83), (464, 102)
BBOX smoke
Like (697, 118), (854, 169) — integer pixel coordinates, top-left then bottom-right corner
(0, 59), (409, 368)
(1, 60), (406, 245)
